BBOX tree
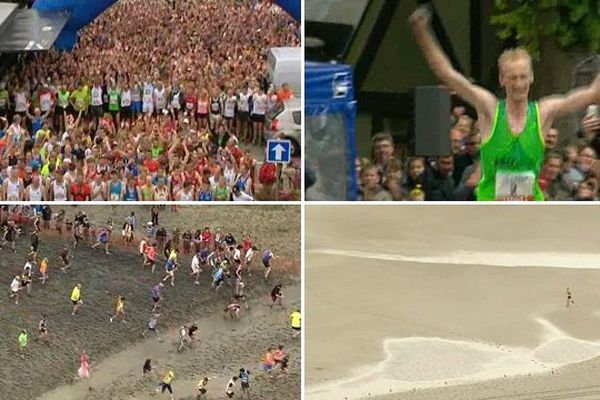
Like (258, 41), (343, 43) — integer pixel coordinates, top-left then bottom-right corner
(491, 0), (600, 60)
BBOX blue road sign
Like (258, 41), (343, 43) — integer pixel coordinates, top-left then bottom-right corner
(267, 139), (292, 163)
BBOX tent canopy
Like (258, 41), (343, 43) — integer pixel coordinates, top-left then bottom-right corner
(33, 0), (117, 50)
(0, 2), (69, 52)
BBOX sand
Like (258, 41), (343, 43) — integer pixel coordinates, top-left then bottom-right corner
(0, 205), (300, 400)
(306, 205), (600, 400)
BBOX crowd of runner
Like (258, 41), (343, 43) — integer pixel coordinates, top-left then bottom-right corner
(0, 0), (301, 201)
(357, 105), (600, 201)
(3, 205), (300, 399)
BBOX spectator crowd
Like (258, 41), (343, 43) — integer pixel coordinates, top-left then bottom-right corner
(357, 101), (600, 201)
(0, 0), (300, 201)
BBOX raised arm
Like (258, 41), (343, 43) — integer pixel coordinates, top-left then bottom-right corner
(539, 72), (600, 123)
(409, 5), (496, 119)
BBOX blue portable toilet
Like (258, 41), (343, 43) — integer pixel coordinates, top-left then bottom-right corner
(305, 62), (358, 200)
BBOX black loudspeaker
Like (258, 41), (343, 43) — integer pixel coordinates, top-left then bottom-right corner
(414, 86), (452, 156)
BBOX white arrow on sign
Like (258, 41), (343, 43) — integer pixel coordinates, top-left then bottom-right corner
(271, 143), (287, 160)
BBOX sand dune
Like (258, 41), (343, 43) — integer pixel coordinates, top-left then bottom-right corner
(306, 205), (600, 400)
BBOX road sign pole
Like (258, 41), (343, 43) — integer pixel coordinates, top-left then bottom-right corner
(275, 163), (282, 201)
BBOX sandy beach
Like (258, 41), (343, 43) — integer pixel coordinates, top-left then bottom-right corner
(306, 205), (600, 400)
(0, 205), (300, 400)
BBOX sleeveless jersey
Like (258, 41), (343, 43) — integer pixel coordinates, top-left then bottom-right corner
(180, 189), (194, 201)
(143, 83), (154, 104)
(124, 185), (139, 201)
(154, 88), (166, 109)
(53, 180), (67, 201)
(252, 93), (267, 115)
(197, 99), (208, 114)
(28, 185), (43, 201)
(237, 92), (250, 113)
(14, 92), (27, 112)
(120, 89), (132, 107)
(210, 97), (221, 115)
(224, 96), (236, 118)
(91, 86), (103, 106)
(91, 181), (105, 200)
(109, 180), (122, 200)
(7, 178), (20, 201)
(39, 92), (53, 112)
(478, 100), (545, 201)
(170, 91), (181, 109)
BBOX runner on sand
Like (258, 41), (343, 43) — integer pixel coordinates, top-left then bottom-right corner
(143, 359), (152, 375)
(151, 282), (163, 312)
(234, 280), (249, 310)
(270, 284), (284, 308)
(139, 236), (148, 267)
(244, 245), (257, 276)
(70, 283), (83, 315)
(109, 295), (126, 323)
(239, 368), (251, 399)
(225, 376), (238, 398)
(289, 309), (301, 338)
(190, 250), (202, 285)
(91, 227), (111, 255)
(9, 275), (21, 305)
(59, 246), (70, 273)
(38, 257), (49, 284)
(194, 376), (216, 400)
(38, 315), (49, 344)
(162, 258), (177, 287)
(18, 329), (28, 359)
(262, 348), (275, 376)
(567, 287), (575, 307)
(144, 242), (157, 273)
(262, 249), (275, 279)
(21, 262), (33, 297)
(141, 313), (161, 341)
(156, 369), (175, 400)
(225, 298), (241, 319)
(78, 350), (93, 391)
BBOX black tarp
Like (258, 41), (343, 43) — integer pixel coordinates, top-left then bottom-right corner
(0, 4), (69, 52)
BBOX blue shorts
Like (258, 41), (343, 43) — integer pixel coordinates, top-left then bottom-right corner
(132, 101), (142, 114)
(99, 236), (108, 244)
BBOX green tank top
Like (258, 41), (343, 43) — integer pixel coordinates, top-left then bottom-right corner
(141, 185), (153, 200)
(215, 185), (229, 200)
(58, 91), (70, 108)
(108, 89), (120, 111)
(477, 100), (545, 201)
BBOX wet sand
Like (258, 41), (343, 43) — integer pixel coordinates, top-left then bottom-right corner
(306, 205), (600, 400)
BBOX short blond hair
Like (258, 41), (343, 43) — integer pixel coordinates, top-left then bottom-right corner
(498, 47), (533, 75)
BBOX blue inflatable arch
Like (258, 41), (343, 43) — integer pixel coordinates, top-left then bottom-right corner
(33, 0), (299, 51)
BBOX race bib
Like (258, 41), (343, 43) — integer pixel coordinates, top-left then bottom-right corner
(495, 170), (535, 201)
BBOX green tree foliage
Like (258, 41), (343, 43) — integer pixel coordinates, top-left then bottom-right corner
(491, 0), (600, 59)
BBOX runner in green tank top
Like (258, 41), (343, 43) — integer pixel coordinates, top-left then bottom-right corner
(108, 88), (121, 113)
(478, 100), (545, 200)
(410, 5), (600, 202)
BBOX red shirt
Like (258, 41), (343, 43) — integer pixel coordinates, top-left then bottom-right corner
(185, 95), (197, 112)
(146, 246), (156, 261)
(71, 182), (91, 201)
(242, 238), (252, 253)
(201, 231), (212, 244)
(143, 159), (160, 173)
(228, 145), (243, 167)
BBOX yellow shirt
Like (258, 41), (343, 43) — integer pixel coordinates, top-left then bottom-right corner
(163, 370), (175, 384)
(70, 286), (81, 302)
(168, 250), (177, 262)
(116, 298), (124, 311)
(290, 311), (301, 328)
